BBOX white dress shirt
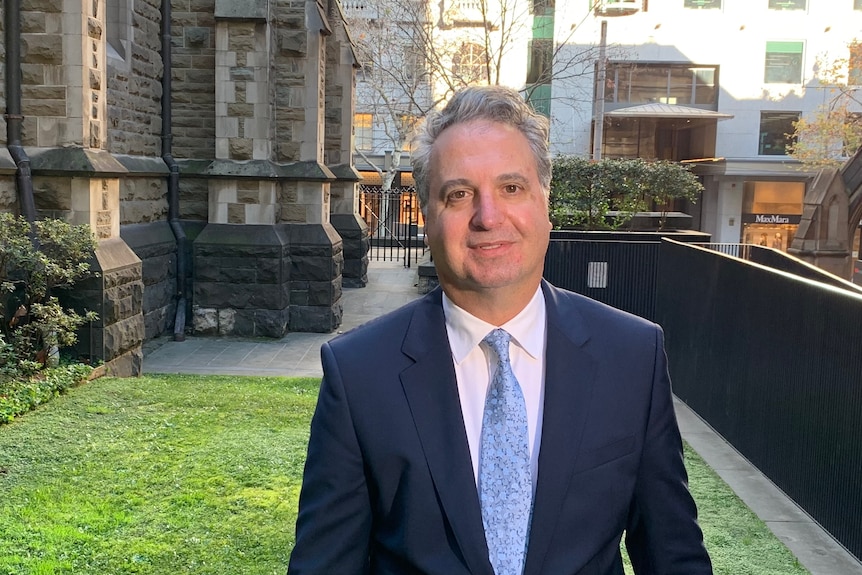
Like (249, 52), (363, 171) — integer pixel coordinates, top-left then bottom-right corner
(442, 287), (547, 488)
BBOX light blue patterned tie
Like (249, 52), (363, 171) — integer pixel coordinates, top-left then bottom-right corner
(479, 328), (532, 575)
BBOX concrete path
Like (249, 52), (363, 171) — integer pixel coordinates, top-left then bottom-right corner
(143, 260), (862, 575)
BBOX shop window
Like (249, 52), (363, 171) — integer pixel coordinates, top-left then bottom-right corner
(684, 0), (721, 8)
(764, 41), (804, 84)
(758, 111), (800, 155)
(741, 181), (804, 251)
(850, 42), (862, 85)
(608, 63), (718, 107)
(354, 113), (373, 151)
(452, 43), (488, 85)
(768, 0), (805, 8)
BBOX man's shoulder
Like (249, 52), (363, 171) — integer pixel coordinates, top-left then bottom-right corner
(543, 282), (657, 333)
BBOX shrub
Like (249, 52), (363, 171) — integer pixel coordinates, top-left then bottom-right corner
(549, 157), (704, 230)
(0, 362), (93, 424)
(0, 213), (98, 381)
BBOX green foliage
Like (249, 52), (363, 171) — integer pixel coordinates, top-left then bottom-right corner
(788, 42), (862, 168)
(789, 94), (862, 168)
(0, 362), (92, 424)
(549, 157), (703, 230)
(0, 213), (98, 378)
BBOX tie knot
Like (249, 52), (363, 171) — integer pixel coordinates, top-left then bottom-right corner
(483, 328), (511, 363)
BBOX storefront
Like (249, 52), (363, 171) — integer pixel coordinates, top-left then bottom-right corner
(740, 180), (804, 251)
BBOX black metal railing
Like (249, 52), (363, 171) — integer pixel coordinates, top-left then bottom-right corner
(358, 185), (426, 268)
(656, 239), (862, 562)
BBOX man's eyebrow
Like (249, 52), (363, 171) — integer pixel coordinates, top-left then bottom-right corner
(437, 178), (472, 197)
(496, 173), (530, 185)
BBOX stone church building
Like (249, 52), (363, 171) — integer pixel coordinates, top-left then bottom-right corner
(0, 0), (369, 376)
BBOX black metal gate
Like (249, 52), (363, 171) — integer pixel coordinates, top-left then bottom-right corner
(359, 184), (426, 267)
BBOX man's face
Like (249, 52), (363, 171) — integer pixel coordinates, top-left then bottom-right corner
(424, 119), (551, 310)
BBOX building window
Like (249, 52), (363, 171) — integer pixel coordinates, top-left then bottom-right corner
(399, 115), (418, 150)
(527, 39), (553, 85)
(592, 0), (644, 12)
(768, 0), (806, 8)
(358, 62), (374, 82)
(452, 43), (488, 85)
(856, 0), (862, 10)
(684, 0), (721, 8)
(354, 113), (373, 151)
(526, 83), (552, 117)
(850, 42), (862, 85)
(106, 0), (133, 69)
(759, 111), (800, 155)
(404, 49), (425, 82)
(606, 63), (718, 106)
(764, 41), (803, 84)
(531, 0), (555, 15)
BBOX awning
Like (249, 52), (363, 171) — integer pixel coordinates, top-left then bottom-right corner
(605, 103), (734, 120)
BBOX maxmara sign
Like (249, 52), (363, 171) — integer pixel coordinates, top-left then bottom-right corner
(742, 214), (802, 225)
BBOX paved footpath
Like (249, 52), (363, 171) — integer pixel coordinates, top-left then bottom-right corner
(144, 260), (862, 575)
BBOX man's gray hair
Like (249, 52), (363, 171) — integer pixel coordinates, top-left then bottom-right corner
(410, 86), (552, 213)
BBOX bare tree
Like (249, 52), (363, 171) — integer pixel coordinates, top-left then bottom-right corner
(346, 0), (600, 189)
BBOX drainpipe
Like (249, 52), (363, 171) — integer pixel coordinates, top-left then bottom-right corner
(5, 0), (37, 224)
(161, 0), (188, 341)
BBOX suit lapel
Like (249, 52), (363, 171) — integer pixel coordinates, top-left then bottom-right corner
(400, 290), (494, 575)
(524, 283), (598, 575)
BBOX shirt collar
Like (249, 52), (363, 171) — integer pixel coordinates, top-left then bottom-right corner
(442, 287), (546, 365)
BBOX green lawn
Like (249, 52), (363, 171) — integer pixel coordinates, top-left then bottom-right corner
(0, 374), (809, 574)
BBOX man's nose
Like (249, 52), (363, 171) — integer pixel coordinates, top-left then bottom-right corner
(470, 190), (504, 229)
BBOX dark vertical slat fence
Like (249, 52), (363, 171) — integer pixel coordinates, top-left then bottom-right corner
(544, 240), (661, 320)
(543, 231), (710, 321)
(656, 239), (862, 562)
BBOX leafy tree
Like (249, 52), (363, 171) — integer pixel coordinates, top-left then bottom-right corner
(0, 213), (98, 377)
(549, 157), (702, 230)
(788, 41), (862, 168)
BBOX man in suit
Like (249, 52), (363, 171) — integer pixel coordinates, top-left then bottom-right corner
(288, 86), (712, 574)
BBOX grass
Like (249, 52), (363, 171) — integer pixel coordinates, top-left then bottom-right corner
(0, 374), (809, 574)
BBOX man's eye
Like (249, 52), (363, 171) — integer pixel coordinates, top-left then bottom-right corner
(448, 190), (468, 201)
(504, 184), (521, 194)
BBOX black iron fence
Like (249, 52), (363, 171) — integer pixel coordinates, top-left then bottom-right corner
(656, 239), (862, 562)
(358, 184), (426, 267)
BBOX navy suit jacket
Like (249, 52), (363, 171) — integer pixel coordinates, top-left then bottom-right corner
(288, 282), (712, 575)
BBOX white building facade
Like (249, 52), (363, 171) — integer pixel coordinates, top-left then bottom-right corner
(552, 0), (862, 248)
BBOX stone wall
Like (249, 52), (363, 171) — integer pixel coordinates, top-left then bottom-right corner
(65, 238), (145, 377)
(106, 0), (163, 155)
(273, 0), (309, 164)
(171, 0), (217, 160)
(0, 0), (364, 353)
(193, 224), (293, 337)
(121, 222), (178, 340)
(0, 175), (16, 213)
